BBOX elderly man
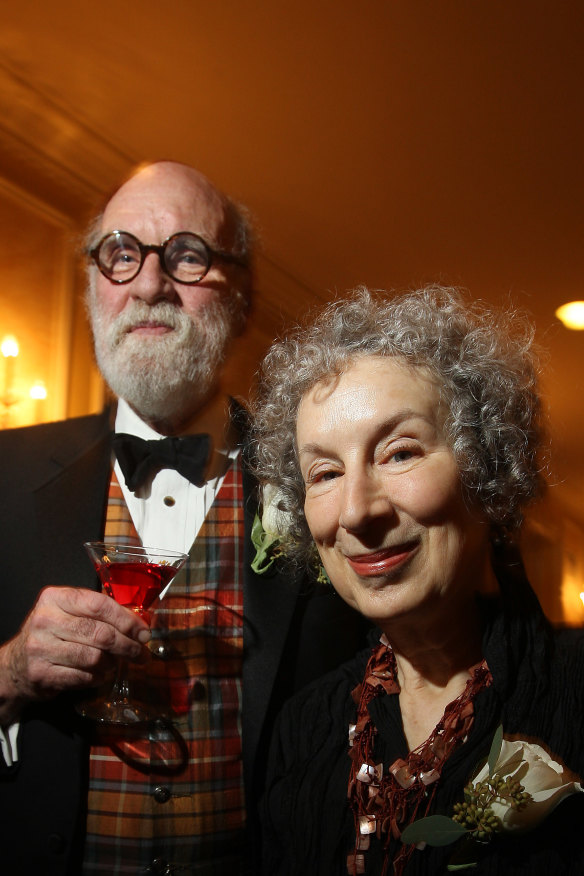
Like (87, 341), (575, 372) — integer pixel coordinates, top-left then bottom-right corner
(0, 162), (366, 874)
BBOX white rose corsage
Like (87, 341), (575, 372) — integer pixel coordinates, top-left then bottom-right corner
(401, 725), (583, 870)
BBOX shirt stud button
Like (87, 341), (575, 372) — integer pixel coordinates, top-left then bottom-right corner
(153, 785), (172, 803)
(163, 496), (175, 507)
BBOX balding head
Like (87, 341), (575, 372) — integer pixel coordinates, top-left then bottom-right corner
(104, 162), (248, 254)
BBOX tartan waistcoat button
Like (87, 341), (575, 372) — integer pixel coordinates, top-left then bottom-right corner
(153, 785), (172, 803)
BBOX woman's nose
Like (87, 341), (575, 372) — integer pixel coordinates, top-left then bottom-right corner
(127, 252), (176, 303)
(338, 470), (394, 533)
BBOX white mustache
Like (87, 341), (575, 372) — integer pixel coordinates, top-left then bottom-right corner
(109, 302), (187, 344)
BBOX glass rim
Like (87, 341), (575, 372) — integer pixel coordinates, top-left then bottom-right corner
(83, 540), (188, 560)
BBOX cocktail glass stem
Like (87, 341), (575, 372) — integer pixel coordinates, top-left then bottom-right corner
(109, 663), (133, 714)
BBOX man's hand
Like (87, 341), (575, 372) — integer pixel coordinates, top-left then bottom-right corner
(0, 587), (151, 723)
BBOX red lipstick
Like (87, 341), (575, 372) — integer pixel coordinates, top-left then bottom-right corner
(345, 544), (416, 577)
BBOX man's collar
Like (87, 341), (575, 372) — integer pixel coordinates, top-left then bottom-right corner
(114, 397), (241, 481)
(115, 398), (162, 440)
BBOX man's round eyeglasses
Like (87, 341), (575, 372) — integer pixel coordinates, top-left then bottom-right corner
(89, 230), (248, 285)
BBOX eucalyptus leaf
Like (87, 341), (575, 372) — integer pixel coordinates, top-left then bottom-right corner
(401, 815), (468, 847)
(251, 514), (264, 551)
(487, 725), (504, 775)
(447, 863), (478, 871)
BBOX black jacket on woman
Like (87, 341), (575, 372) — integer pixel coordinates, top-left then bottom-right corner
(261, 559), (584, 875)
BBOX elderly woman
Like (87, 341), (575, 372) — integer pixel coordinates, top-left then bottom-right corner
(252, 287), (584, 876)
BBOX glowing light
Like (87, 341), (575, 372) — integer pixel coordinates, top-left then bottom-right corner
(29, 382), (47, 400)
(580, 592), (584, 607)
(556, 301), (584, 330)
(1, 335), (19, 358)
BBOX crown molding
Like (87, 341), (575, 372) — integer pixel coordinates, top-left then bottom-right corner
(0, 60), (134, 220)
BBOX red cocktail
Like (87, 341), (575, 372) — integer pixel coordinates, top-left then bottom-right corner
(95, 560), (178, 613)
(80, 541), (188, 724)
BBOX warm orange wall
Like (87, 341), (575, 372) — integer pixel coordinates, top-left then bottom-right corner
(0, 176), (75, 428)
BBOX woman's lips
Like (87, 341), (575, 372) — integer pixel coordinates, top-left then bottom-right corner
(345, 543), (417, 577)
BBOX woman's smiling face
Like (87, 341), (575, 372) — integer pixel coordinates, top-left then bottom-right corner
(296, 356), (491, 630)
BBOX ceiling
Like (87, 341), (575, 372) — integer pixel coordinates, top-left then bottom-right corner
(0, 0), (583, 522)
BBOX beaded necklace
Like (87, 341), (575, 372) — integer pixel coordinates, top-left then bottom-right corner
(347, 635), (492, 876)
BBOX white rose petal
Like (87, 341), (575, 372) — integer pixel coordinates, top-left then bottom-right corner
(261, 484), (293, 538)
(474, 738), (582, 833)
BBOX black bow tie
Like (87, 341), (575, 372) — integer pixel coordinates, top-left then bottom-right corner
(113, 432), (212, 491)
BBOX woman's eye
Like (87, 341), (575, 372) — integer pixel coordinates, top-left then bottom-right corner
(306, 467), (340, 485)
(390, 448), (415, 463)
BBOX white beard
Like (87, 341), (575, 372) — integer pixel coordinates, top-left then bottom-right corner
(88, 295), (234, 427)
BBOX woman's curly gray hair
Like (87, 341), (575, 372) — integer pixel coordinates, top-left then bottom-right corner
(250, 285), (545, 568)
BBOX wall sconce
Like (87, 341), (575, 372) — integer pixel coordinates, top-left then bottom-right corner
(1, 336), (49, 428)
(29, 380), (47, 423)
(29, 381), (47, 401)
(1, 334), (19, 425)
(556, 301), (584, 330)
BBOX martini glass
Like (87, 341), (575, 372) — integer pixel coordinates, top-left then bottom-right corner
(79, 541), (188, 724)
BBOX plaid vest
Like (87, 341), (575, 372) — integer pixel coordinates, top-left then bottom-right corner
(82, 459), (246, 874)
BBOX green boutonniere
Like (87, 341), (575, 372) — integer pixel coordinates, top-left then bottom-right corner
(251, 512), (285, 574)
(251, 485), (293, 574)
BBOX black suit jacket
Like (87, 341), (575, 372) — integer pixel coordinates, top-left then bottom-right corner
(0, 410), (368, 874)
